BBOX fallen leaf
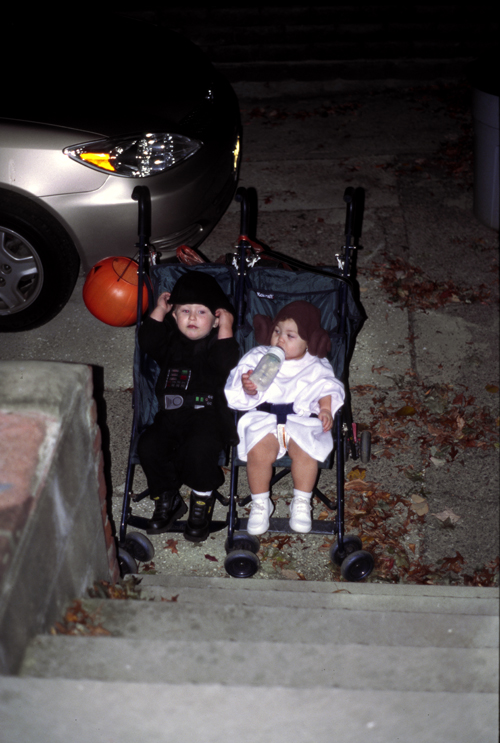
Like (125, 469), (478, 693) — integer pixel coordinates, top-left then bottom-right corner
(404, 468), (425, 482)
(272, 535), (294, 549)
(351, 384), (377, 396)
(411, 494), (427, 503)
(433, 508), (461, 524)
(430, 456), (446, 466)
(395, 405), (417, 416)
(345, 479), (378, 491)
(281, 569), (301, 580)
(347, 468), (366, 481)
(205, 554), (218, 562)
(140, 561), (156, 574)
(440, 552), (466, 573)
(411, 494), (429, 516)
(51, 600), (111, 636)
(164, 539), (179, 554)
(381, 449), (395, 459)
(318, 541), (333, 551)
(485, 384), (499, 393)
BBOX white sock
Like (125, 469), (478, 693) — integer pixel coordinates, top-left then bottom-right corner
(251, 491), (270, 500)
(193, 489), (213, 498)
(293, 489), (312, 500)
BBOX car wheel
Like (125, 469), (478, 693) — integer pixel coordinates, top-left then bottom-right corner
(0, 192), (80, 331)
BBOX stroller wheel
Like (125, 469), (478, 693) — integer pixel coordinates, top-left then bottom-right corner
(118, 548), (138, 576)
(224, 549), (260, 579)
(340, 550), (374, 582)
(360, 430), (371, 464)
(330, 535), (363, 566)
(224, 533), (260, 554)
(124, 532), (155, 562)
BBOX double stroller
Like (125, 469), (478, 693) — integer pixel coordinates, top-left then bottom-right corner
(118, 185), (374, 581)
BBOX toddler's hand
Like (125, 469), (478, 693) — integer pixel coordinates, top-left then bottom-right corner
(150, 292), (171, 321)
(157, 292), (172, 313)
(215, 308), (234, 338)
(318, 408), (333, 432)
(242, 370), (258, 396)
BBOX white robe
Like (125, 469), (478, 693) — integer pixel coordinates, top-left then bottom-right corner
(224, 347), (345, 462)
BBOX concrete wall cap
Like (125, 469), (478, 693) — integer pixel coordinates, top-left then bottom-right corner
(0, 361), (92, 418)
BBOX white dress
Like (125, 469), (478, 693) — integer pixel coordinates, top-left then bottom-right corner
(224, 347), (345, 462)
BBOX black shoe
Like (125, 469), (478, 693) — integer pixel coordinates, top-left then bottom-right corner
(184, 491), (216, 543)
(147, 490), (188, 534)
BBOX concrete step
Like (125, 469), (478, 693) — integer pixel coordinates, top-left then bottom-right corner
(20, 596), (496, 649)
(20, 636), (498, 693)
(136, 575), (499, 615)
(12, 580), (499, 742)
(123, 7), (498, 82)
(1, 677), (497, 743)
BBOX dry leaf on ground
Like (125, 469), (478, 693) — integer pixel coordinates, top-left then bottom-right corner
(433, 508), (461, 524)
(411, 494), (429, 516)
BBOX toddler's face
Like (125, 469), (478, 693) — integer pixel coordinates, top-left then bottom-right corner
(270, 318), (307, 360)
(172, 303), (218, 340)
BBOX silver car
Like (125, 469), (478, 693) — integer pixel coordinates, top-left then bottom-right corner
(0, 13), (241, 331)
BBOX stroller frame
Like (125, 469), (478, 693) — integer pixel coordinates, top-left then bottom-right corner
(118, 185), (374, 582)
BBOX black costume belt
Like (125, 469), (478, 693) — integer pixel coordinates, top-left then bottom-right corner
(255, 402), (319, 424)
(164, 393), (214, 410)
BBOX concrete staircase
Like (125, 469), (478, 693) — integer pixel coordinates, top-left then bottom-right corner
(1, 576), (498, 742)
(125, 6), (499, 82)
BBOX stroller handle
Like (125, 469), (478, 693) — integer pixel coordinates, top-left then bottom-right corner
(235, 186), (258, 238)
(343, 186), (364, 245)
(132, 186), (152, 244)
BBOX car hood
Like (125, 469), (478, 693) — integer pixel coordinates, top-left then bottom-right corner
(3, 14), (218, 138)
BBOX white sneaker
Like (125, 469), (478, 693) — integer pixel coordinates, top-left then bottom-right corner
(247, 497), (274, 535)
(289, 495), (312, 533)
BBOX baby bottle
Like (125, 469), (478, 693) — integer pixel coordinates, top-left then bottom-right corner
(251, 346), (286, 391)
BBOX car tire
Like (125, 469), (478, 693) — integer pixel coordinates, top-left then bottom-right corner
(0, 192), (80, 331)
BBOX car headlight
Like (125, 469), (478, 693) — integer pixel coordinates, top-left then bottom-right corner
(63, 133), (202, 177)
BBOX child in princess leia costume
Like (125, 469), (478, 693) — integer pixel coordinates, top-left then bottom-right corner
(224, 300), (345, 535)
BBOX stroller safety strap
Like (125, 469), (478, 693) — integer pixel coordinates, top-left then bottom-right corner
(164, 393), (214, 410)
(256, 402), (295, 424)
(255, 402), (320, 425)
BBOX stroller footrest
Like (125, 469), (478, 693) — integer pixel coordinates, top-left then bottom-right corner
(237, 516), (337, 536)
(126, 514), (152, 531)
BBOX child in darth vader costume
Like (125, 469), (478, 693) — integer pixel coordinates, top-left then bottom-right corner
(138, 271), (239, 542)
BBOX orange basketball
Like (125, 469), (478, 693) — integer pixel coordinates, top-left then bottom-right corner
(83, 256), (149, 326)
